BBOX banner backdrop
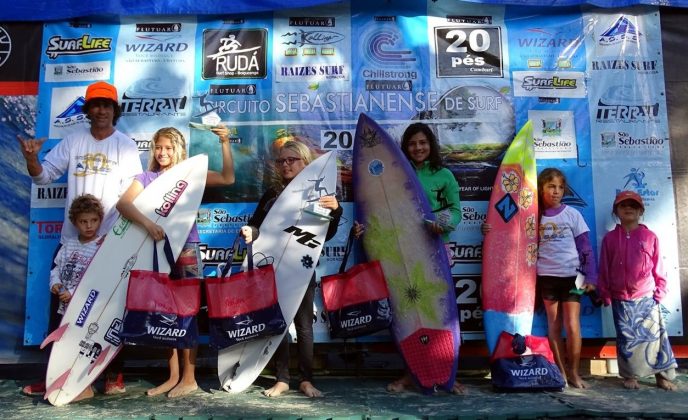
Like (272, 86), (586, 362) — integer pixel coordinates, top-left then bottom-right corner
(24, 2), (682, 345)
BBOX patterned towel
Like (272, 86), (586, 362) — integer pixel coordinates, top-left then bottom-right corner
(613, 296), (677, 380)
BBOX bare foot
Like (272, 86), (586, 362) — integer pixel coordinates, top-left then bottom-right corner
(167, 380), (198, 398)
(567, 374), (588, 389)
(299, 381), (322, 398)
(146, 378), (179, 397)
(623, 378), (640, 389)
(451, 380), (466, 395)
(73, 386), (94, 402)
(386, 374), (414, 393)
(263, 381), (289, 397)
(656, 375), (677, 391)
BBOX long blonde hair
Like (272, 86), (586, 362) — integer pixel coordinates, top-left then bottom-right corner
(272, 140), (313, 190)
(148, 127), (187, 171)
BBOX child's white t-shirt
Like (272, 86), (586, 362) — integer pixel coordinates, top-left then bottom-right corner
(537, 205), (589, 277)
(49, 236), (102, 315)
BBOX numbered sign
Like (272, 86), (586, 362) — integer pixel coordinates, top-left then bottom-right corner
(320, 129), (354, 150)
(434, 26), (503, 78)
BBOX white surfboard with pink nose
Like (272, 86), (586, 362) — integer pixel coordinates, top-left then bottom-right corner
(43, 154), (208, 406)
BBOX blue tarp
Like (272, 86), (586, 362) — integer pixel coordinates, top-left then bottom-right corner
(0, 0), (342, 22)
(0, 0), (687, 21)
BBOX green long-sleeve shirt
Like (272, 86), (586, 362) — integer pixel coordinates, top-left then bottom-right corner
(414, 161), (462, 242)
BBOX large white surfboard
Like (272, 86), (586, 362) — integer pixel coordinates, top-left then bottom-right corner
(43, 154), (208, 406)
(217, 151), (336, 393)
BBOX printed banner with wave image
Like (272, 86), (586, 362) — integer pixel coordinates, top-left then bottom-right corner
(24, 3), (681, 344)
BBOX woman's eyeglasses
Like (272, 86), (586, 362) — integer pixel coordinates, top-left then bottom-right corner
(275, 157), (301, 165)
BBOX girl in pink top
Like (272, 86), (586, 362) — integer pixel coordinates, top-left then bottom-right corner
(598, 190), (677, 390)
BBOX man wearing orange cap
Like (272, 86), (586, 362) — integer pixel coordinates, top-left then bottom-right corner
(17, 81), (142, 241)
(17, 81), (142, 397)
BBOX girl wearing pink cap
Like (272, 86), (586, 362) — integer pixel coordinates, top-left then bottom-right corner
(598, 190), (677, 390)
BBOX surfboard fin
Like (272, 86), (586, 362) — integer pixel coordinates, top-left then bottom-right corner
(88, 344), (111, 374)
(230, 361), (240, 378)
(40, 323), (69, 349)
(221, 361), (242, 392)
(44, 368), (71, 402)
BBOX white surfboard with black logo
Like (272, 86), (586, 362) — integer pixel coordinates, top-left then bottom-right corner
(217, 151), (336, 393)
(43, 155), (208, 406)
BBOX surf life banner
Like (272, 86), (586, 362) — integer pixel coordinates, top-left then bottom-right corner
(24, 2), (680, 344)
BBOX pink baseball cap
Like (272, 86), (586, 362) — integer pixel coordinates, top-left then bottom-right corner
(613, 190), (644, 210)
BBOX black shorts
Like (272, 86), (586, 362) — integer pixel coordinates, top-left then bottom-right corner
(537, 275), (581, 303)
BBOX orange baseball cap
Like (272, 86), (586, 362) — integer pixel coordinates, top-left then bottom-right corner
(85, 81), (118, 103)
(613, 190), (644, 210)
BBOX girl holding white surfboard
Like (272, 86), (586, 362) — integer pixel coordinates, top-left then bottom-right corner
(116, 126), (235, 398)
(239, 140), (342, 398)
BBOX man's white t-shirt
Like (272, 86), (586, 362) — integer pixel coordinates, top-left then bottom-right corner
(32, 126), (142, 241)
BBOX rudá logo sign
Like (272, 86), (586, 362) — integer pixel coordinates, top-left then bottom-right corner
(202, 29), (267, 79)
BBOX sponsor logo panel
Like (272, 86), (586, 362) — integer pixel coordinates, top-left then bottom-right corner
(45, 34), (112, 59)
(590, 14), (652, 58)
(31, 183), (67, 208)
(208, 83), (257, 96)
(280, 16), (344, 62)
(122, 22), (189, 64)
(514, 24), (583, 69)
(203, 29), (267, 79)
(275, 14), (349, 82)
(48, 86), (90, 138)
(512, 71), (586, 98)
(529, 110), (577, 159)
(120, 77), (189, 118)
(278, 63), (347, 81)
(197, 208), (251, 234)
(615, 166), (660, 207)
(599, 15), (641, 46)
(359, 22), (417, 91)
(35, 220), (63, 240)
(44, 60), (111, 83)
(434, 25), (503, 77)
(590, 58), (658, 74)
(597, 129), (668, 156)
(594, 85), (660, 124)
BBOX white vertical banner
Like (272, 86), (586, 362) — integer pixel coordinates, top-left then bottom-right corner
(114, 18), (197, 144)
(586, 9), (681, 336)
